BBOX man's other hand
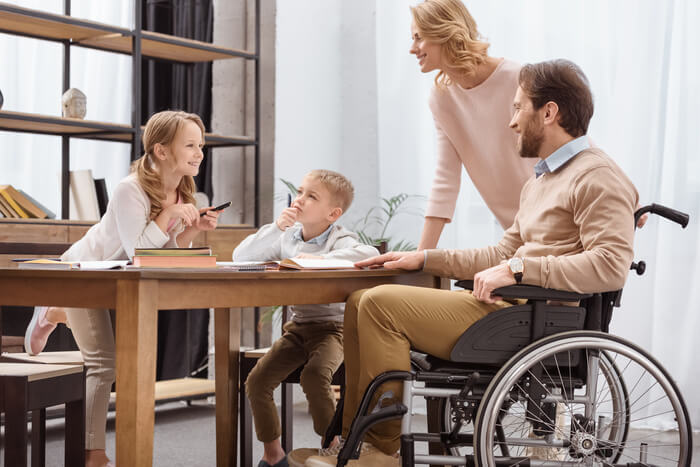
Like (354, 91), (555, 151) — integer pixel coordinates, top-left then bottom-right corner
(355, 251), (425, 270)
(473, 262), (516, 303)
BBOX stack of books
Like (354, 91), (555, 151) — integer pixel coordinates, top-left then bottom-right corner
(0, 184), (54, 219)
(132, 247), (217, 268)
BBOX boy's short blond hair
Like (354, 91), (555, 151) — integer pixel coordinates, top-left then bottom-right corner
(306, 169), (354, 213)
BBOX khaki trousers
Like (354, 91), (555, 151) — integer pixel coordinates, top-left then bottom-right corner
(64, 308), (116, 450)
(341, 284), (511, 454)
(245, 320), (344, 442)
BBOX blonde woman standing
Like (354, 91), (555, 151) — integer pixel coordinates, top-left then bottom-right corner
(410, 0), (535, 249)
(23, 110), (220, 467)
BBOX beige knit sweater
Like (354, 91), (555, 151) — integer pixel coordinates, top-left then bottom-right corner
(424, 148), (639, 293)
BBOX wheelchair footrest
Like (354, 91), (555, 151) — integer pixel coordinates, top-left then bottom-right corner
(337, 403), (408, 467)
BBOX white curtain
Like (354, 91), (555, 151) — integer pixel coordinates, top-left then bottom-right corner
(376, 0), (700, 427)
(0, 0), (133, 216)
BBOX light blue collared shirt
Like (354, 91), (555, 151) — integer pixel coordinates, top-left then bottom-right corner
(292, 223), (334, 245)
(534, 135), (590, 178)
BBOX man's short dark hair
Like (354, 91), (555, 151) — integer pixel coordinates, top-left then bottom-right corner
(519, 59), (594, 137)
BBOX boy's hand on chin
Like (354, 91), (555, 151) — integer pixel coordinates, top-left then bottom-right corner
(276, 207), (299, 230)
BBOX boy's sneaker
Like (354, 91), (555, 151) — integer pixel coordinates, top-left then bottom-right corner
(289, 438), (344, 467)
(288, 449), (317, 467)
(304, 443), (398, 467)
(24, 306), (57, 355)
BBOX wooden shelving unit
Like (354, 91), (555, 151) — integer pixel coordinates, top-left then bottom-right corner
(0, 1), (263, 402)
(0, 0), (260, 218)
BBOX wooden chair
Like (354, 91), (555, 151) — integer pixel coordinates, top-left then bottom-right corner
(239, 307), (345, 467)
(0, 362), (85, 467)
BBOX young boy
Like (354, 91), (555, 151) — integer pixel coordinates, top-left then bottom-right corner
(233, 169), (379, 467)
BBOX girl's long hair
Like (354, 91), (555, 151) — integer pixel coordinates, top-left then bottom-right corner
(411, 0), (490, 87)
(130, 110), (205, 220)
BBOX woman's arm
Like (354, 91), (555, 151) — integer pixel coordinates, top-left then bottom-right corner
(417, 216), (448, 250)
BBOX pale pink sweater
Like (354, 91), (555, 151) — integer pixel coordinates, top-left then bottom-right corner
(426, 59), (536, 229)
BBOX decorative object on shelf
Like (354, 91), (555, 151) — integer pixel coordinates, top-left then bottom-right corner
(61, 88), (86, 119)
(0, 87), (4, 109)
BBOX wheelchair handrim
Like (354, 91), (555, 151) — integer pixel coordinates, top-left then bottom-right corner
(474, 331), (692, 467)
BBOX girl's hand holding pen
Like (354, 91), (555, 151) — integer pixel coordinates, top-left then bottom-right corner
(196, 206), (220, 231)
(158, 203), (200, 230)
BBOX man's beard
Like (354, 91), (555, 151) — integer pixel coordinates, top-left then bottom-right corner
(517, 119), (544, 158)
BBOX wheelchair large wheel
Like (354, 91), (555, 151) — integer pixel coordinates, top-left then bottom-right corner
(436, 349), (628, 461)
(474, 331), (692, 467)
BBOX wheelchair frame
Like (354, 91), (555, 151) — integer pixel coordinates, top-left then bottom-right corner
(329, 204), (692, 467)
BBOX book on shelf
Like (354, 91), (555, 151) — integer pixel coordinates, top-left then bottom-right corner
(69, 169), (101, 221)
(0, 186), (28, 218)
(0, 194), (15, 218)
(278, 258), (357, 270)
(0, 184), (48, 219)
(18, 189), (56, 219)
(94, 178), (109, 218)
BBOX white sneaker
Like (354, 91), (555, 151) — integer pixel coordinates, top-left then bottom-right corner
(304, 443), (398, 467)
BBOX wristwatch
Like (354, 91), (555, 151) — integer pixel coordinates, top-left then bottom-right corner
(508, 257), (524, 284)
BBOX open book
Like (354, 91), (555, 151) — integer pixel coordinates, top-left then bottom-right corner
(217, 258), (358, 271)
(16, 259), (128, 270)
(278, 258), (357, 270)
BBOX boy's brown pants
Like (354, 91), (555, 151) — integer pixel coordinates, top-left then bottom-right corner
(245, 320), (344, 442)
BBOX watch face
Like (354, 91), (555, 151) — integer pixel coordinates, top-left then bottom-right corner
(509, 258), (524, 273)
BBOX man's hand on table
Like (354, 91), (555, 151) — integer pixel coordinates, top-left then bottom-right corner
(355, 251), (425, 271)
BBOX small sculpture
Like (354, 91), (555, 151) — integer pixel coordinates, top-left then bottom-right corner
(61, 88), (87, 119)
(0, 88), (4, 110)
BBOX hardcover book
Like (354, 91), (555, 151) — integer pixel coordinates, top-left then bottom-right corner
(0, 184), (48, 218)
(0, 187), (28, 218)
(134, 247), (213, 256)
(132, 255), (217, 268)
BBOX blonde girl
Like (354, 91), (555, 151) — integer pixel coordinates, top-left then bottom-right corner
(24, 110), (219, 467)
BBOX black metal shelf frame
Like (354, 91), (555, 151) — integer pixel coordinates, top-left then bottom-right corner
(0, 0), (260, 220)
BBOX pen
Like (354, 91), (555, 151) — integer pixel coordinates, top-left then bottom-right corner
(287, 193), (292, 208)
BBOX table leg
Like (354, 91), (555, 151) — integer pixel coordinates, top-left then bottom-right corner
(215, 307), (240, 467)
(115, 279), (158, 467)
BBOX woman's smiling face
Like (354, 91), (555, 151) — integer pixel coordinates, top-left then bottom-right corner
(409, 21), (443, 73)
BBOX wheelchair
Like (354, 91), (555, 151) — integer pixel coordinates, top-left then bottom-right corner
(327, 204), (692, 467)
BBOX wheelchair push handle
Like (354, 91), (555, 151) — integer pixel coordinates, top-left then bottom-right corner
(635, 203), (689, 229)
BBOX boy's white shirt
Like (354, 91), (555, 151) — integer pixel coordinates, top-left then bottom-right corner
(233, 222), (379, 323)
(61, 173), (181, 262)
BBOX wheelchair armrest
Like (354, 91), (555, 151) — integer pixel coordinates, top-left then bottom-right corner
(454, 280), (592, 302)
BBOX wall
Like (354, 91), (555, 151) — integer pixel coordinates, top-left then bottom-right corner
(274, 0), (380, 229)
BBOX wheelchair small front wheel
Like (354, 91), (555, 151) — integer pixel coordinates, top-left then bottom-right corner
(474, 331), (692, 467)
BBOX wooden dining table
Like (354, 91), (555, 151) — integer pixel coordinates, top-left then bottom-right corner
(0, 267), (444, 466)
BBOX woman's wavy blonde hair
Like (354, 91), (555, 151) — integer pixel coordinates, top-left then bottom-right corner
(130, 110), (205, 220)
(410, 0), (490, 87)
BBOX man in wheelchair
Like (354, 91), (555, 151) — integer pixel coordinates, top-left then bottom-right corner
(300, 59), (692, 467)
